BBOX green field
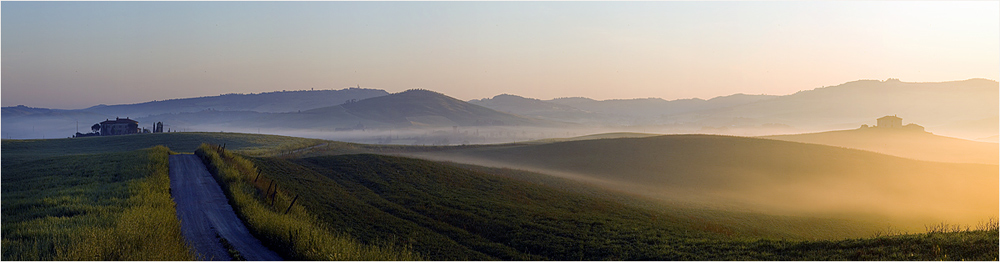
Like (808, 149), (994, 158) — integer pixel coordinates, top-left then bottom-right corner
(404, 134), (999, 231)
(250, 152), (998, 260)
(1, 132), (326, 163)
(2, 146), (193, 260)
(3, 132), (997, 260)
(1, 132), (322, 260)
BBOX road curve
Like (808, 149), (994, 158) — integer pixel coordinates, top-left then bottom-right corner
(169, 154), (282, 261)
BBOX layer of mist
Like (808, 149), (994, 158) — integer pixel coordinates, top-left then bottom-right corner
(400, 135), (998, 233)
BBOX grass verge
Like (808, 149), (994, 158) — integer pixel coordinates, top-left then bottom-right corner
(194, 143), (419, 260)
(1, 146), (194, 260)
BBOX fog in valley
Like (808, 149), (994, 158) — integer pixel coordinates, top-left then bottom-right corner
(3, 79), (998, 234)
(399, 135), (997, 233)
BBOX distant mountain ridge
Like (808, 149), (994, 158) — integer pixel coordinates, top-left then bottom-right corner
(469, 93), (778, 125)
(336, 89), (556, 127)
(469, 94), (585, 115)
(135, 89), (565, 131)
(81, 88), (389, 117)
(546, 93), (778, 117)
(467, 78), (997, 139)
(3, 78), (996, 140)
(468, 94), (600, 123)
(670, 78), (998, 134)
(1, 105), (104, 118)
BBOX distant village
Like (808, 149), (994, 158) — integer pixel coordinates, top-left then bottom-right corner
(73, 117), (167, 138)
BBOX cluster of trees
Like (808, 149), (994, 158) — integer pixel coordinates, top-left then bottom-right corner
(73, 124), (103, 137)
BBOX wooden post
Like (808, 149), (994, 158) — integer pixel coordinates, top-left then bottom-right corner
(284, 195), (299, 214)
(254, 170), (261, 183)
(270, 187), (277, 206)
(265, 180), (274, 197)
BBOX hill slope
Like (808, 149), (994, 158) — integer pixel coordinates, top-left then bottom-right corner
(762, 128), (999, 165)
(468, 94), (599, 123)
(335, 89), (560, 127)
(548, 94), (777, 117)
(671, 79), (999, 137)
(0, 88), (389, 139)
(250, 153), (996, 260)
(404, 135), (998, 231)
(214, 89), (565, 131)
(251, 154), (877, 260)
(82, 88), (389, 117)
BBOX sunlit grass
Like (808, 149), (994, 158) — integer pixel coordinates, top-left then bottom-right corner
(1, 146), (194, 260)
(0, 132), (326, 163)
(195, 143), (419, 260)
(247, 153), (999, 260)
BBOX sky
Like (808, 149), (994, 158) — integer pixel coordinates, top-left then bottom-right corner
(2, 1), (998, 109)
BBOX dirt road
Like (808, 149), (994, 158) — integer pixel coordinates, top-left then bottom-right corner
(169, 154), (282, 261)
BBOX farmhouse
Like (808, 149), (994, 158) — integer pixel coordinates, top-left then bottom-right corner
(860, 115), (924, 132)
(100, 117), (140, 136)
(877, 115), (902, 128)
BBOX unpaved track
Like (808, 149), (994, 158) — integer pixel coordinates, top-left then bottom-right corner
(170, 154), (282, 261)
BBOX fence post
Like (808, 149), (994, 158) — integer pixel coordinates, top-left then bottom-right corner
(265, 180), (274, 198)
(284, 195), (299, 214)
(270, 187), (277, 206)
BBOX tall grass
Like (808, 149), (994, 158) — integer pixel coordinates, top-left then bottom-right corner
(194, 143), (419, 260)
(1, 146), (194, 260)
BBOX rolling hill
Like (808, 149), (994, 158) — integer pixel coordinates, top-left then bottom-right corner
(467, 94), (599, 123)
(1, 105), (117, 139)
(547, 93), (777, 118)
(465, 79), (998, 139)
(0, 88), (389, 139)
(202, 89), (566, 131)
(250, 153), (919, 260)
(402, 134), (999, 231)
(81, 88), (389, 117)
(4, 131), (997, 260)
(762, 127), (999, 165)
(336, 89), (559, 127)
(12, 89), (568, 139)
(248, 151), (996, 260)
(669, 78), (999, 137)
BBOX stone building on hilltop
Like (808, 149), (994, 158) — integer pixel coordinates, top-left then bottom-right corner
(860, 115), (924, 132)
(100, 117), (140, 136)
(877, 115), (902, 128)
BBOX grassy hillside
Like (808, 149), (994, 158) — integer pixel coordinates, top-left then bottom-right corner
(194, 144), (418, 260)
(3, 132), (995, 260)
(762, 128), (998, 165)
(250, 153), (996, 260)
(2, 146), (194, 260)
(405, 134), (998, 231)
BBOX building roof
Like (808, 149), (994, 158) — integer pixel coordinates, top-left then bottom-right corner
(101, 117), (139, 124)
(877, 115), (901, 121)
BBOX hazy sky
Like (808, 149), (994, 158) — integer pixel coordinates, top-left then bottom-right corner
(3, 1), (998, 109)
